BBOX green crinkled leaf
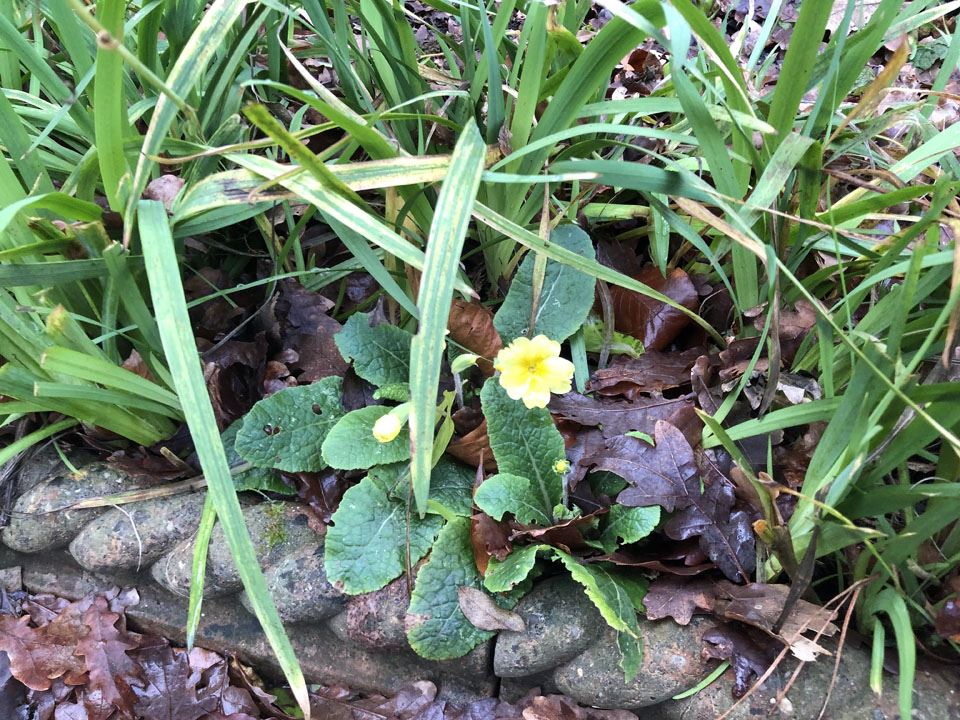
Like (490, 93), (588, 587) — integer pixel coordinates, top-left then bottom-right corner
(322, 406), (411, 470)
(235, 377), (344, 472)
(480, 379), (565, 518)
(335, 312), (412, 387)
(554, 551), (647, 681)
(484, 544), (543, 593)
(325, 472), (443, 594)
(597, 505), (661, 553)
(406, 517), (494, 659)
(373, 382), (411, 401)
(221, 422), (292, 494)
(475, 474), (552, 526)
(493, 224), (596, 343)
(428, 457), (475, 517)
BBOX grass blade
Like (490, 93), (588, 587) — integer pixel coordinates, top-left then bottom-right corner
(409, 119), (485, 515)
(123, 0), (249, 245)
(137, 200), (310, 719)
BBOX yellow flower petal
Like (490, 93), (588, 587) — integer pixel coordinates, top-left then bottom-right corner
(542, 356), (575, 393)
(494, 334), (575, 409)
(521, 379), (553, 409)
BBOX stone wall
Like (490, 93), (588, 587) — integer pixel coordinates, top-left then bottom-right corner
(3, 450), (957, 719)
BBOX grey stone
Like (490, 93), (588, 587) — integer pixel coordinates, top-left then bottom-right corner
(152, 501), (321, 597)
(69, 493), (207, 573)
(0, 566), (21, 592)
(2, 463), (144, 553)
(15, 444), (94, 495)
(554, 617), (717, 709)
(494, 575), (603, 678)
(343, 574), (415, 650)
(644, 639), (960, 720)
(240, 541), (345, 623)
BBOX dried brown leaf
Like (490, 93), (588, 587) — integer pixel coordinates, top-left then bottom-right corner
(549, 392), (697, 440)
(447, 300), (503, 376)
(457, 587), (525, 632)
(608, 266), (698, 351)
(471, 512), (512, 575)
(642, 576), (717, 625)
(447, 420), (497, 472)
(75, 596), (141, 719)
(713, 581), (838, 641)
(586, 348), (702, 399)
(0, 610), (87, 691)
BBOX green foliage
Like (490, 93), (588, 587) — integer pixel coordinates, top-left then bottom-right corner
(325, 471), (443, 595)
(322, 406), (411, 470)
(426, 458), (476, 518)
(221, 423), (291, 494)
(494, 225), (596, 343)
(555, 552), (647, 682)
(4, 0), (960, 701)
(596, 506), (661, 554)
(484, 545), (541, 593)
(480, 379), (566, 518)
(235, 378), (344, 473)
(335, 312), (413, 388)
(474, 473), (553, 526)
(406, 517), (498, 660)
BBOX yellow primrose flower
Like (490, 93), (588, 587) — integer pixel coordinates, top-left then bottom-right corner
(494, 335), (574, 409)
(553, 459), (570, 474)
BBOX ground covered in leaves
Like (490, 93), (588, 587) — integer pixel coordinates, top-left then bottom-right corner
(0, 586), (646, 720)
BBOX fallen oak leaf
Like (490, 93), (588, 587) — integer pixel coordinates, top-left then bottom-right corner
(587, 348), (703, 399)
(713, 581), (838, 642)
(607, 266), (699, 351)
(702, 623), (774, 698)
(584, 421), (699, 513)
(665, 476), (755, 583)
(470, 512), (512, 575)
(0, 608), (87, 691)
(457, 587), (525, 632)
(549, 392), (697, 440)
(642, 576), (717, 625)
(447, 299), (502, 376)
(132, 644), (217, 720)
(446, 420), (497, 472)
(598, 552), (714, 576)
(76, 596), (142, 720)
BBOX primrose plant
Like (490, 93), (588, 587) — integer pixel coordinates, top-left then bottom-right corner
(229, 225), (660, 679)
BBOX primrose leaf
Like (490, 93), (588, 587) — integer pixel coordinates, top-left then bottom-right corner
(493, 224), (596, 343)
(235, 377), (344, 472)
(554, 551), (647, 682)
(335, 312), (412, 387)
(474, 474), (553, 526)
(325, 472), (442, 594)
(484, 544), (543, 593)
(428, 457), (475, 517)
(373, 382), (410, 402)
(221, 422), (291, 494)
(598, 505), (661, 553)
(322, 406), (411, 470)
(480, 378), (565, 516)
(407, 517), (496, 659)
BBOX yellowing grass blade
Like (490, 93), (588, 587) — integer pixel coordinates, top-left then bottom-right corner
(137, 200), (310, 719)
(409, 120), (486, 514)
